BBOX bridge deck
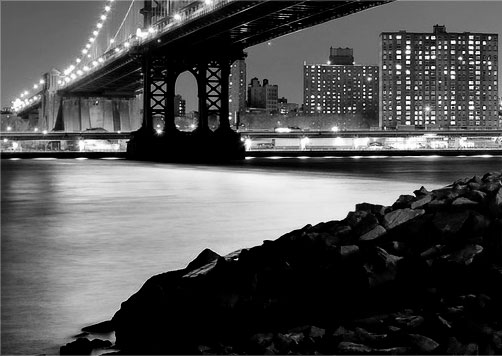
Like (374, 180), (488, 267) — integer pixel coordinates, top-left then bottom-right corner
(59, 1), (390, 97)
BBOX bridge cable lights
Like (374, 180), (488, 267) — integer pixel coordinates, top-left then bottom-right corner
(62, 0), (115, 86)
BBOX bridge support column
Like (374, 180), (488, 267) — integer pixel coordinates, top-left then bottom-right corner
(142, 55), (180, 135)
(129, 51), (245, 161)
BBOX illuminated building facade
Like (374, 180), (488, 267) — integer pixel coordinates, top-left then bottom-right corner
(174, 94), (186, 117)
(303, 48), (379, 119)
(380, 25), (499, 130)
(229, 59), (247, 114)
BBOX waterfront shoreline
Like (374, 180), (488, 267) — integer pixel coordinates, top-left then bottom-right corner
(2, 148), (502, 160)
(61, 170), (502, 355)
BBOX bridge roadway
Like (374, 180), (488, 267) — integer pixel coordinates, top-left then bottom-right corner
(2, 129), (501, 141)
(59, 0), (390, 97)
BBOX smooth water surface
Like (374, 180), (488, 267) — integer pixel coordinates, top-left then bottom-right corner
(2, 156), (501, 354)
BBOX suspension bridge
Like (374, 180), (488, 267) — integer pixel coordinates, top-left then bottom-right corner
(10, 0), (391, 160)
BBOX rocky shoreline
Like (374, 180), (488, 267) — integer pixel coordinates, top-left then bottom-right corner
(61, 171), (502, 355)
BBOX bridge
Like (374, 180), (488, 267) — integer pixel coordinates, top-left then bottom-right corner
(10, 0), (392, 160)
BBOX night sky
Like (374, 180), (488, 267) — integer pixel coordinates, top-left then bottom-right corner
(1, 0), (501, 112)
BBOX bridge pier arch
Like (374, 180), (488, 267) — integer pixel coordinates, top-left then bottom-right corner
(130, 50), (246, 161)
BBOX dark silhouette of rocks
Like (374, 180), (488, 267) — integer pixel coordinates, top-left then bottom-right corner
(81, 320), (114, 334)
(65, 171), (502, 355)
(60, 337), (112, 355)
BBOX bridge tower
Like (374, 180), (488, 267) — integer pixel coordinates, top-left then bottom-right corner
(128, 0), (245, 161)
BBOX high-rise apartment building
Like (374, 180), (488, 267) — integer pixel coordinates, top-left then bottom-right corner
(380, 25), (499, 129)
(247, 78), (279, 112)
(229, 59), (247, 115)
(303, 48), (379, 121)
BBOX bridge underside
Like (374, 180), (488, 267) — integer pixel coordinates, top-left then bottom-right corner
(56, 0), (391, 161)
(60, 0), (390, 97)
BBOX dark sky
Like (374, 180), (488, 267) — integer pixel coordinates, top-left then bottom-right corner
(2, 0), (501, 111)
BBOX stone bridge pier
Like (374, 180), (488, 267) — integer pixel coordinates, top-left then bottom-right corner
(18, 69), (142, 133)
(54, 96), (142, 132)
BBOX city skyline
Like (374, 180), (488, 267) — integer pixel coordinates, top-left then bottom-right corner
(2, 1), (502, 112)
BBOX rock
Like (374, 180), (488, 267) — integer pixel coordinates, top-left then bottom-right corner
(249, 333), (274, 349)
(308, 326), (326, 339)
(420, 244), (446, 259)
(482, 181), (502, 194)
(186, 248), (221, 271)
(465, 342), (479, 355)
(426, 198), (448, 210)
(352, 314), (391, 329)
(354, 327), (388, 346)
(345, 210), (379, 236)
(340, 245), (360, 258)
(464, 211), (491, 237)
(411, 195), (432, 209)
(282, 331), (304, 345)
(197, 345), (213, 354)
(485, 220), (502, 260)
(90, 339), (112, 349)
(383, 208), (425, 230)
(333, 326), (357, 342)
(446, 336), (465, 354)
(392, 195), (416, 209)
(364, 247), (402, 288)
(432, 210), (470, 235)
(488, 187), (502, 218)
(465, 189), (487, 203)
(413, 186), (430, 197)
(60, 338), (92, 355)
(73, 332), (89, 338)
(451, 197), (478, 208)
(468, 182), (482, 191)
(356, 203), (388, 217)
(432, 188), (460, 201)
(454, 177), (471, 185)
(444, 244), (483, 265)
(374, 346), (412, 354)
(470, 175), (483, 184)
(393, 315), (424, 329)
(359, 225), (386, 241)
(407, 334), (439, 353)
(492, 333), (502, 349)
(263, 343), (279, 355)
(81, 320), (114, 333)
(337, 341), (373, 354)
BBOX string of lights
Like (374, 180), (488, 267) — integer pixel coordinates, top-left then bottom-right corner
(11, 0), (220, 113)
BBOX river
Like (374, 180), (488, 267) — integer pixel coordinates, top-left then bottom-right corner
(1, 156), (501, 354)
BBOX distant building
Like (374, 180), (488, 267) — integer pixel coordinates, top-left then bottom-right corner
(247, 77), (278, 113)
(174, 94), (186, 117)
(303, 48), (379, 125)
(278, 97), (299, 115)
(380, 25), (499, 130)
(229, 59), (247, 115)
(329, 47), (354, 65)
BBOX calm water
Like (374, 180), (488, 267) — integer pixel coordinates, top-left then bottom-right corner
(2, 156), (501, 354)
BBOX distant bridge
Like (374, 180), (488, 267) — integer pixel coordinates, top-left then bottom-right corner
(11, 0), (392, 160)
